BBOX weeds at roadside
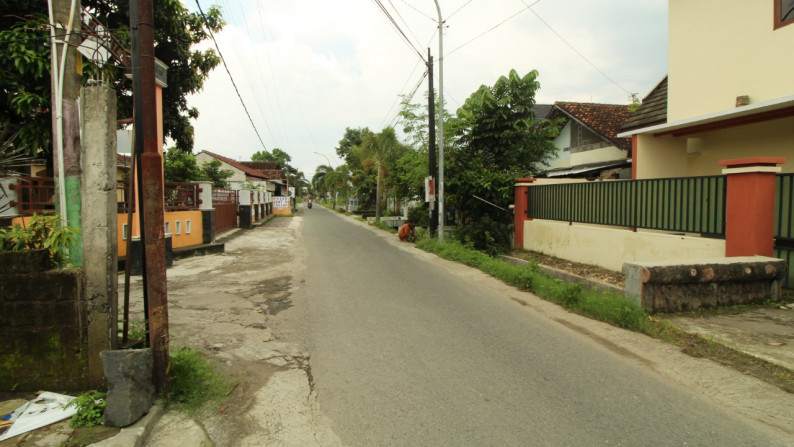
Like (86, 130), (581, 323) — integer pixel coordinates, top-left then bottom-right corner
(416, 237), (648, 332)
(371, 219), (397, 233)
(415, 237), (794, 393)
(167, 347), (232, 415)
(66, 390), (106, 428)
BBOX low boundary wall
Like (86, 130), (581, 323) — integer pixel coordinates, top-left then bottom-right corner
(522, 219), (725, 272)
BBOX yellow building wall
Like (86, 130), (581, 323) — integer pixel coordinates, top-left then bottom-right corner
(635, 134), (687, 179)
(684, 117), (794, 176)
(669, 0), (794, 121)
(117, 210), (203, 257)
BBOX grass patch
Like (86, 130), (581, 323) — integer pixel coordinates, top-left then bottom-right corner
(167, 347), (231, 414)
(415, 237), (794, 393)
(416, 238), (647, 331)
(370, 219), (397, 233)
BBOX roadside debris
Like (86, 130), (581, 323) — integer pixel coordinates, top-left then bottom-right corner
(0, 392), (76, 442)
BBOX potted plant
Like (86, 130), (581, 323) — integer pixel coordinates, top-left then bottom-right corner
(0, 213), (80, 272)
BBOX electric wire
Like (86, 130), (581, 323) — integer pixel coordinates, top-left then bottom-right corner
(447, 0), (476, 20)
(371, 0), (426, 62)
(522, 0), (631, 96)
(195, 0), (269, 152)
(387, 0), (425, 53)
(447, 1), (538, 57)
(398, 0), (436, 22)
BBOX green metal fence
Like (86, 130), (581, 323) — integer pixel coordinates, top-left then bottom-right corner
(526, 176), (726, 236)
(774, 174), (794, 288)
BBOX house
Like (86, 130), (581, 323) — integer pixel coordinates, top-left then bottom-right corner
(542, 102), (632, 180)
(618, 0), (794, 179)
(195, 150), (286, 194)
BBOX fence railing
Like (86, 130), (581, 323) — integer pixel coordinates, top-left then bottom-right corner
(526, 176), (727, 236)
(212, 188), (238, 205)
(774, 173), (794, 288)
(9, 176), (56, 215)
(164, 182), (201, 211)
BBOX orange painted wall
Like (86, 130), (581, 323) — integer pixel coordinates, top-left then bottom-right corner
(117, 210), (203, 257)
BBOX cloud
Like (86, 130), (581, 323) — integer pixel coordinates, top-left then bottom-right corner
(185, 0), (667, 177)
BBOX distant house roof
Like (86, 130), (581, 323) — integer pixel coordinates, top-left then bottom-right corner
(620, 76), (668, 132)
(548, 102), (632, 151)
(199, 150), (279, 181)
(117, 153), (132, 169)
(240, 161), (281, 171)
(534, 104), (554, 121)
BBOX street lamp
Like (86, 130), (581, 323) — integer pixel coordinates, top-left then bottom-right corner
(433, 0), (445, 241)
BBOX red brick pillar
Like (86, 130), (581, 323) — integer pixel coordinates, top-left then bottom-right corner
(513, 178), (536, 249)
(719, 157), (786, 257)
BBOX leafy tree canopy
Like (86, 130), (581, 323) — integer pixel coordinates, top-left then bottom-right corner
(163, 147), (201, 183)
(199, 159), (233, 188)
(448, 69), (560, 254)
(0, 0), (224, 156)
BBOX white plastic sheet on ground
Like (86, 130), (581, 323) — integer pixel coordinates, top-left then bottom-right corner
(0, 392), (76, 441)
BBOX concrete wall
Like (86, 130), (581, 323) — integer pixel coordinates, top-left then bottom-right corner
(0, 268), (88, 391)
(522, 219), (726, 272)
(669, 0), (794, 121)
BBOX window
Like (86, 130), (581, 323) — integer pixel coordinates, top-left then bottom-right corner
(776, 0), (794, 28)
(164, 221), (171, 234)
(122, 223), (129, 240)
(175, 221), (182, 235)
(186, 220), (192, 234)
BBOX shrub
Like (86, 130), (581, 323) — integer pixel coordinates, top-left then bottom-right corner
(66, 391), (106, 428)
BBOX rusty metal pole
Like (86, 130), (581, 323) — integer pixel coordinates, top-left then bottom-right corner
(131, 0), (170, 392)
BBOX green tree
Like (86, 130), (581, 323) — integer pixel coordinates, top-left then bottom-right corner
(0, 2), (51, 155)
(199, 159), (233, 188)
(163, 147), (201, 182)
(448, 69), (560, 254)
(250, 150), (270, 162)
(354, 127), (406, 219)
(0, 0), (224, 155)
(335, 127), (369, 167)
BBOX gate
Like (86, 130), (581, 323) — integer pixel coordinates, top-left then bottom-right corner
(213, 188), (238, 234)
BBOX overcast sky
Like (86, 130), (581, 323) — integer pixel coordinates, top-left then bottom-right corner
(184, 0), (668, 179)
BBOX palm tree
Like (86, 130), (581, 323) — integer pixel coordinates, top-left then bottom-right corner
(312, 164), (333, 203)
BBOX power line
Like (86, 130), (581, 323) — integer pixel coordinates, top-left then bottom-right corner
(523, 1), (631, 96)
(447, 0), (476, 20)
(398, 0), (436, 22)
(447, 2), (537, 56)
(380, 59), (426, 129)
(195, 0), (269, 152)
(387, 0), (425, 53)
(371, 0), (426, 63)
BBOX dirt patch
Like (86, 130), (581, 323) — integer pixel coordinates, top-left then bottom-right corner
(509, 249), (625, 287)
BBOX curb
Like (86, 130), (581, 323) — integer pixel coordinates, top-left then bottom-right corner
(89, 401), (164, 447)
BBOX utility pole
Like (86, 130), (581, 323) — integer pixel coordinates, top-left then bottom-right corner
(433, 0), (445, 241)
(427, 49), (438, 236)
(130, 0), (170, 393)
(49, 0), (83, 265)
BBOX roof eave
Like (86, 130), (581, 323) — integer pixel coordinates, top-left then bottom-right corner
(617, 94), (794, 138)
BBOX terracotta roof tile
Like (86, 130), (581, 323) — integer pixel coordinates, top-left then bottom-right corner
(550, 102), (633, 151)
(200, 150), (275, 180)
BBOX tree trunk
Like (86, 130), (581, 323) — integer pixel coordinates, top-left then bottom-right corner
(375, 163), (382, 220)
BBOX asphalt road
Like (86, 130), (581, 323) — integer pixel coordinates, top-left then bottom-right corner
(296, 206), (789, 446)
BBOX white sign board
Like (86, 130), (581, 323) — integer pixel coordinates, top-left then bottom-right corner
(273, 196), (290, 210)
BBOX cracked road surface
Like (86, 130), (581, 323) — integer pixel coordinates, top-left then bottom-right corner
(130, 216), (341, 447)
